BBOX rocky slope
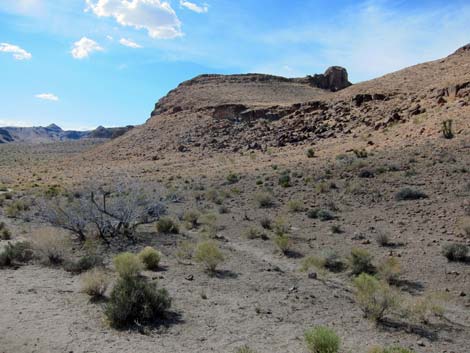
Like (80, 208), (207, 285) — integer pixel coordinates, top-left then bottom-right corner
(0, 124), (134, 144)
(93, 45), (470, 160)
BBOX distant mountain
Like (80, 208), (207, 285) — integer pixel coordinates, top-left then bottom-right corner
(0, 124), (134, 144)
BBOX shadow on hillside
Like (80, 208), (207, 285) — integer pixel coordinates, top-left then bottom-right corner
(380, 318), (439, 341)
(213, 269), (239, 279)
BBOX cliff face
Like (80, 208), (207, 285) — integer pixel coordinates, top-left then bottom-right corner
(89, 45), (470, 160)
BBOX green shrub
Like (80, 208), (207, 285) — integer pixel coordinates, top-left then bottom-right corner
(64, 254), (104, 274)
(442, 243), (468, 262)
(306, 148), (315, 158)
(307, 208), (335, 221)
(353, 273), (398, 322)
(442, 119), (454, 139)
(175, 240), (194, 262)
(0, 241), (33, 268)
(304, 326), (340, 353)
(395, 188), (428, 201)
(287, 200), (304, 213)
(244, 227), (264, 240)
(157, 217), (179, 234)
(5, 200), (29, 218)
(138, 246), (161, 270)
(105, 276), (171, 328)
(278, 173), (291, 188)
(194, 241), (224, 273)
(254, 192), (275, 208)
(236, 346), (257, 353)
(349, 248), (375, 275)
(301, 250), (344, 273)
(375, 232), (390, 246)
(274, 234), (290, 254)
(377, 257), (401, 284)
(226, 172), (240, 184)
(80, 268), (110, 298)
(183, 210), (200, 229)
(113, 252), (143, 278)
(0, 223), (12, 240)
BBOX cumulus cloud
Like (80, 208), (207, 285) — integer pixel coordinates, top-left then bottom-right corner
(85, 0), (183, 39)
(71, 37), (103, 59)
(180, 0), (208, 13)
(0, 43), (32, 60)
(35, 93), (59, 101)
(119, 38), (142, 48)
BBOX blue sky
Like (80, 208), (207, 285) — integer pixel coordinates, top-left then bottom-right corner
(0, 0), (469, 130)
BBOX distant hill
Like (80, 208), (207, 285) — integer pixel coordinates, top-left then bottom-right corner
(0, 124), (134, 144)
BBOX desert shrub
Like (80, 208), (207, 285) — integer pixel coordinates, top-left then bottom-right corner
(113, 252), (143, 278)
(302, 251), (344, 273)
(353, 149), (368, 159)
(358, 169), (375, 178)
(304, 326), (340, 353)
(273, 218), (289, 235)
(183, 210), (200, 229)
(377, 257), (401, 284)
(254, 192), (275, 208)
(205, 189), (223, 204)
(306, 148), (315, 158)
(395, 188), (428, 201)
(287, 199), (304, 213)
(406, 293), (445, 324)
(226, 172), (240, 184)
(330, 225), (343, 234)
(274, 234), (290, 254)
(278, 173), (291, 188)
(138, 246), (161, 270)
(194, 241), (224, 273)
(260, 217), (272, 230)
(301, 256), (326, 272)
(157, 217), (179, 234)
(442, 119), (454, 139)
(32, 228), (70, 265)
(307, 208), (335, 221)
(64, 254), (104, 274)
(244, 227), (265, 240)
(105, 276), (171, 328)
(459, 218), (470, 238)
(315, 181), (331, 193)
(5, 200), (29, 218)
(0, 222), (11, 240)
(176, 240), (194, 262)
(199, 213), (219, 238)
(354, 273), (398, 322)
(375, 232), (390, 247)
(80, 268), (110, 298)
(39, 182), (167, 243)
(0, 241), (33, 267)
(349, 248), (375, 275)
(442, 243), (468, 262)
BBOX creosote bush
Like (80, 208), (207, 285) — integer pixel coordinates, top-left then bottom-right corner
(0, 222), (12, 240)
(349, 248), (375, 276)
(442, 243), (468, 262)
(157, 217), (179, 234)
(304, 326), (340, 353)
(81, 268), (110, 298)
(395, 188), (428, 201)
(226, 172), (240, 184)
(138, 246), (162, 270)
(278, 173), (292, 188)
(377, 257), (401, 284)
(287, 199), (304, 213)
(306, 148), (315, 158)
(113, 252), (143, 278)
(354, 273), (398, 322)
(183, 210), (200, 229)
(64, 254), (104, 274)
(307, 208), (335, 221)
(194, 241), (224, 273)
(406, 293), (445, 324)
(105, 276), (171, 328)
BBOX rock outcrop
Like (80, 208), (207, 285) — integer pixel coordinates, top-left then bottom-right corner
(308, 66), (352, 92)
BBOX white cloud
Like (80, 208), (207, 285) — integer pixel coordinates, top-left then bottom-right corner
(71, 37), (103, 59)
(85, 0), (183, 39)
(180, 0), (208, 13)
(119, 38), (142, 48)
(0, 43), (32, 60)
(35, 93), (59, 101)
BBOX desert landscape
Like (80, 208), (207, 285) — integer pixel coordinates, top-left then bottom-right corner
(1, 1), (470, 352)
(0, 43), (469, 353)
